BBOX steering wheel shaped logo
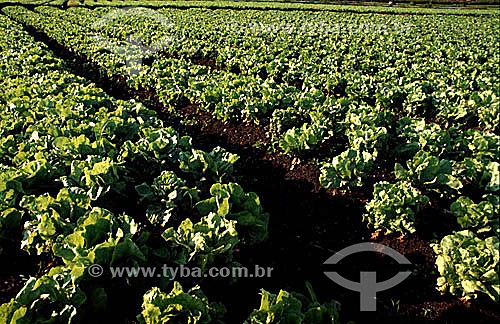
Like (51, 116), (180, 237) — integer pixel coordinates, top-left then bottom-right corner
(324, 242), (412, 311)
(92, 7), (175, 76)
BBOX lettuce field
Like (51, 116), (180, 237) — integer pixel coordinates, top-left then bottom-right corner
(0, 1), (499, 323)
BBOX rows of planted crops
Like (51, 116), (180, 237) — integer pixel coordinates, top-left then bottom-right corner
(0, 12), (346, 323)
(78, 0), (500, 15)
(5, 0), (496, 15)
(0, 2), (499, 323)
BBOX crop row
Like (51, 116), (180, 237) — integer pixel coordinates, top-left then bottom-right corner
(22, 5), (500, 182)
(79, 0), (499, 16)
(24, 6), (500, 152)
(0, 12), (346, 323)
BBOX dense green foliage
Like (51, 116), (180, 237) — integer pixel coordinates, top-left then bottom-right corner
(138, 282), (226, 324)
(244, 284), (342, 324)
(0, 14), (275, 323)
(0, 0), (499, 320)
(363, 181), (429, 234)
(432, 231), (499, 302)
(77, 1), (499, 15)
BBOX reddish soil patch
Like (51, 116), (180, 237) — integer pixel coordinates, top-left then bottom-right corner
(190, 56), (221, 70)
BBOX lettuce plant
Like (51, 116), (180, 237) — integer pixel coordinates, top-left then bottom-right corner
(394, 150), (462, 196)
(450, 195), (499, 234)
(279, 110), (333, 156)
(135, 170), (199, 226)
(469, 90), (499, 133)
(454, 158), (499, 193)
(432, 230), (499, 302)
(319, 105), (390, 191)
(119, 126), (190, 165)
(0, 170), (21, 212)
(52, 207), (147, 281)
(179, 147), (239, 184)
(20, 187), (92, 254)
(346, 124), (388, 154)
(465, 130), (500, 161)
(244, 284), (341, 324)
(320, 149), (376, 190)
(395, 118), (464, 158)
(52, 134), (96, 161)
(343, 105), (390, 156)
(138, 282), (225, 324)
(195, 183), (269, 244)
(364, 181), (429, 234)
(162, 213), (238, 271)
(0, 267), (87, 324)
(59, 156), (125, 200)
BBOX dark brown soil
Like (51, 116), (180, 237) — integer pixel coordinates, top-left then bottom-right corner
(0, 240), (53, 304)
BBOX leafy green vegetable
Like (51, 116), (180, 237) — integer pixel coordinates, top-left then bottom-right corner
(122, 126), (189, 162)
(195, 183), (269, 244)
(244, 284), (341, 324)
(136, 170), (199, 226)
(454, 158), (499, 192)
(0, 266), (86, 324)
(279, 107), (334, 156)
(59, 157), (125, 200)
(162, 213), (238, 271)
(432, 230), (499, 302)
(450, 195), (499, 234)
(52, 207), (146, 281)
(20, 188), (92, 254)
(364, 181), (429, 234)
(395, 118), (464, 159)
(466, 130), (500, 161)
(320, 149), (376, 189)
(394, 150), (462, 196)
(138, 282), (225, 324)
(179, 147), (239, 184)
(469, 90), (499, 133)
